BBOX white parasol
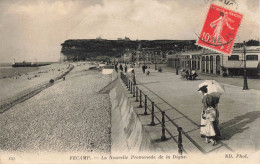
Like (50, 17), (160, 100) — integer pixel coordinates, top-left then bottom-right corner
(198, 80), (225, 95)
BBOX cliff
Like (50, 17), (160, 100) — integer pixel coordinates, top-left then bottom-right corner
(60, 39), (198, 61)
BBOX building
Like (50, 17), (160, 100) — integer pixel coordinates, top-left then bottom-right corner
(222, 46), (260, 76)
(166, 46), (260, 76)
(121, 49), (133, 63)
(136, 46), (164, 64)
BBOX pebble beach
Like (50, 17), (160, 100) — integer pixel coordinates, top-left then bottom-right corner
(0, 63), (71, 104)
(0, 63), (112, 153)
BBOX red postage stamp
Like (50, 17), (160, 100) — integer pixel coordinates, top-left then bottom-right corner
(197, 4), (243, 55)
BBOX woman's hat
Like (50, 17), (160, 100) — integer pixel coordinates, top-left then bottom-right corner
(198, 85), (208, 92)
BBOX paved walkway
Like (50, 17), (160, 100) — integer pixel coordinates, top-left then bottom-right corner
(127, 65), (260, 154)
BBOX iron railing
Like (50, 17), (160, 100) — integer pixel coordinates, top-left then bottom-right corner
(120, 72), (186, 155)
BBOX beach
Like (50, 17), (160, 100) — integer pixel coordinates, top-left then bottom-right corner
(0, 63), (72, 107)
(0, 62), (112, 153)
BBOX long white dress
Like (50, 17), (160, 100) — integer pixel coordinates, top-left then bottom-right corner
(200, 93), (218, 136)
(204, 107), (216, 137)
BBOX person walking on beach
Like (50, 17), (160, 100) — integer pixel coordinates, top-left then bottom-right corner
(198, 85), (220, 145)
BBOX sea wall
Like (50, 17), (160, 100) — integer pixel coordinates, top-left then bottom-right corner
(109, 76), (154, 153)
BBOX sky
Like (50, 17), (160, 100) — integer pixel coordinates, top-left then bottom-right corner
(0, 0), (259, 62)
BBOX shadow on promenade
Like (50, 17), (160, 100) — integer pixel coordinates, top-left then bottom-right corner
(220, 111), (260, 140)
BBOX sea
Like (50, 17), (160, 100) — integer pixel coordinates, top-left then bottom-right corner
(0, 62), (56, 79)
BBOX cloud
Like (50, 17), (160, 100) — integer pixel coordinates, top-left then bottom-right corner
(0, 0), (259, 62)
(68, 0), (204, 40)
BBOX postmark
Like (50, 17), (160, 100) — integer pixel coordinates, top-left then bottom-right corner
(196, 4), (243, 55)
(204, 0), (239, 9)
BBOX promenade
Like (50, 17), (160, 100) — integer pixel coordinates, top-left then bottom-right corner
(126, 65), (260, 154)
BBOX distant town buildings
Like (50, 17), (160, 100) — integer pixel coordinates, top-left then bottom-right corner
(117, 37), (131, 41)
(60, 38), (259, 76)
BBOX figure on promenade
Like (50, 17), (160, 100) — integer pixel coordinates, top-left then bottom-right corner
(191, 68), (198, 80)
(142, 65), (146, 74)
(146, 71), (150, 76)
(115, 63), (118, 73)
(185, 69), (189, 80)
(198, 85), (221, 145)
(203, 106), (217, 145)
(131, 69), (136, 85)
(119, 64), (123, 72)
(124, 64), (127, 73)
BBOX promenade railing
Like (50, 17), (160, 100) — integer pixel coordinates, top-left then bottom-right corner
(120, 72), (186, 155)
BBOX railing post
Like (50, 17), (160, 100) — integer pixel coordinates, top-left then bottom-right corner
(139, 90), (142, 108)
(144, 95), (148, 115)
(178, 127), (184, 155)
(150, 102), (155, 126)
(123, 74), (126, 84)
(161, 111), (166, 141)
(130, 81), (132, 93)
(128, 80), (130, 91)
(136, 87), (139, 102)
(133, 84), (135, 97)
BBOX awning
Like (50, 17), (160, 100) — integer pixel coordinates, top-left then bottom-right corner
(224, 61), (259, 68)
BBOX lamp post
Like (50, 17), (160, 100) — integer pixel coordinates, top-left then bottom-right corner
(114, 56), (115, 65)
(174, 45), (179, 75)
(243, 41), (249, 90)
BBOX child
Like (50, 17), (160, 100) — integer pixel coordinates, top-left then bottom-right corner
(146, 71), (150, 76)
(203, 107), (217, 145)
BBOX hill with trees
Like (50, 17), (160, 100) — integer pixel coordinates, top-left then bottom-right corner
(60, 39), (199, 61)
